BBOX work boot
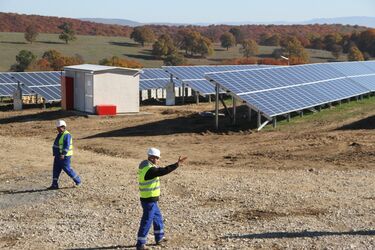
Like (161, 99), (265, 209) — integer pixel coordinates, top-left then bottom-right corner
(47, 185), (58, 190)
(156, 238), (168, 246)
(136, 244), (149, 250)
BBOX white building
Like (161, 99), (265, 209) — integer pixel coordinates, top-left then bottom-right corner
(63, 64), (140, 114)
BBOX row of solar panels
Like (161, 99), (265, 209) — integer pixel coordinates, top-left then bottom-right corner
(0, 66), (267, 101)
(1, 61), (375, 119)
(0, 71), (62, 101)
(0, 69), (175, 101)
(205, 61), (375, 118)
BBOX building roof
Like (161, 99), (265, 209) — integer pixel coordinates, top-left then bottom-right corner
(64, 64), (141, 75)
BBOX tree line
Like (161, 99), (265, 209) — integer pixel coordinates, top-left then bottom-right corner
(11, 49), (143, 72)
(130, 26), (374, 65)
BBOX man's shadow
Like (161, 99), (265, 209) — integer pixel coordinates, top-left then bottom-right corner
(223, 229), (375, 239)
(67, 245), (134, 250)
(0, 187), (74, 195)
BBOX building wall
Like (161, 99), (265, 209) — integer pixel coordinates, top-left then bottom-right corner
(94, 73), (139, 113)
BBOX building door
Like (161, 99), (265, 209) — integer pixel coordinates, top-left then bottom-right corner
(84, 73), (94, 113)
(65, 77), (74, 110)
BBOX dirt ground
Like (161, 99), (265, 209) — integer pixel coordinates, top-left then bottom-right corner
(0, 102), (374, 249)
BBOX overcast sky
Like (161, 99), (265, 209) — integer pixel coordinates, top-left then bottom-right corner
(0, 0), (374, 23)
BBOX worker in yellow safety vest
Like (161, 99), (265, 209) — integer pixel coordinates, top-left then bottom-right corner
(136, 148), (187, 250)
(48, 120), (81, 190)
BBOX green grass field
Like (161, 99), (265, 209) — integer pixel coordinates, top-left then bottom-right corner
(271, 94), (375, 130)
(0, 32), (345, 72)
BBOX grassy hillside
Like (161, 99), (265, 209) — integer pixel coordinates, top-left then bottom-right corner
(0, 32), (346, 72)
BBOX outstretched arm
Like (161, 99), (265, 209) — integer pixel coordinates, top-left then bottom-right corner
(144, 156), (188, 180)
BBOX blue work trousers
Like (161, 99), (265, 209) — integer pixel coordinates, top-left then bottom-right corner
(136, 200), (164, 246)
(52, 156), (81, 187)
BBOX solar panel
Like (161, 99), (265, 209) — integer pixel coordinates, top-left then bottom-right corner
(206, 62), (371, 119)
(140, 68), (182, 90)
(163, 65), (275, 95)
(140, 68), (170, 79)
(0, 71), (62, 102)
(329, 61), (374, 76)
(0, 82), (34, 97)
(362, 61), (375, 72)
(347, 75), (375, 91)
(328, 61), (375, 91)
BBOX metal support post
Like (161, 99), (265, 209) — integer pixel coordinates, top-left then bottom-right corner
(257, 110), (261, 128)
(232, 97), (236, 125)
(215, 83), (219, 130)
(272, 117), (277, 128)
(248, 107), (252, 122)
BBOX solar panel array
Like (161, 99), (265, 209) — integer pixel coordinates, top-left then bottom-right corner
(0, 71), (62, 101)
(163, 65), (276, 95)
(206, 61), (375, 118)
(140, 68), (181, 90)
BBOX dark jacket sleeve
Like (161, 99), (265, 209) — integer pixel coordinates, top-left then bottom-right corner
(144, 163), (178, 180)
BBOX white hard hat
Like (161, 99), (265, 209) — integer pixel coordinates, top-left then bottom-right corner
(56, 120), (67, 128)
(147, 148), (161, 158)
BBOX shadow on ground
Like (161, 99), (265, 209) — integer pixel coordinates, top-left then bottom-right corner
(109, 41), (139, 47)
(0, 186), (74, 195)
(67, 245), (134, 250)
(38, 41), (65, 45)
(0, 41), (27, 45)
(83, 106), (260, 138)
(223, 230), (375, 239)
(0, 102), (61, 112)
(124, 53), (155, 60)
(0, 110), (77, 125)
(337, 115), (375, 130)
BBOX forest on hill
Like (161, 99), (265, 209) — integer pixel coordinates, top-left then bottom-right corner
(1, 12), (374, 72)
(0, 12), (367, 40)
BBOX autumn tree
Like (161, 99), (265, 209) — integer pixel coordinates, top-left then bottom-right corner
(99, 56), (143, 68)
(179, 30), (201, 56)
(331, 44), (343, 60)
(229, 27), (243, 45)
(10, 50), (36, 72)
(176, 30), (213, 57)
(195, 36), (214, 57)
(24, 25), (38, 44)
(163, 52), (187, 66)
(58, 22), (76, 44)
(310, 37), (324, 50)
(348, 46), (364, 61)
(323, 33), (342, 51)
(40, 50), (84, 70)
(240, 39), (259, 58)
(260, 33), (281, 46)
(152, 34), (176, 59)
(130, 26), (155, 46)
(220, 32), (236, 50)
(284, 37), (310, 64)
(357, 29), (375, 56)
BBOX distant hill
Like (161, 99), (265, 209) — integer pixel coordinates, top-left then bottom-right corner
(304, 16), (375, 28)
(79, 16), (375, 28)
(0, 12), (132, 36)
(0, 12), (369, 41)
(80, 18), (142, 27)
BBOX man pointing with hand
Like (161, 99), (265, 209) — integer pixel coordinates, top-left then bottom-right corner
(136, 148), (187, 250)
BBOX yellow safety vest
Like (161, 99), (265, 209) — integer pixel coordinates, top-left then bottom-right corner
(138, 162), (160, 198)
(59, 130), (73, 156)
